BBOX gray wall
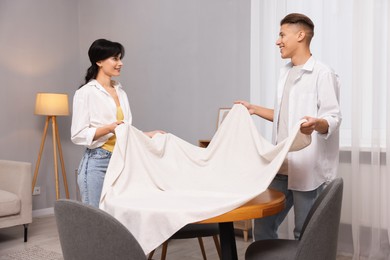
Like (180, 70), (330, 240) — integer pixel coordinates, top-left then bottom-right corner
(0, 0), (81, 209)
(0, 0), (250, 210)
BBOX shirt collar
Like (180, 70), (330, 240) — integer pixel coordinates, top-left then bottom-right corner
(86, 79), (122, 92)
(285, 56), (316, 72)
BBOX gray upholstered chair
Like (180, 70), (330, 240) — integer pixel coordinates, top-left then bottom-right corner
(0, 160), (32, 242)
(245, 177), (343, 260)
(148, 223), (221, 260)
(55, 199), (146, 260)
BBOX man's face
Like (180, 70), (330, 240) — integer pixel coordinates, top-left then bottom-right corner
(275, 23), (301, 59)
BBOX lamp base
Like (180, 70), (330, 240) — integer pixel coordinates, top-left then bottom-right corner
(32, 115), (69, 200)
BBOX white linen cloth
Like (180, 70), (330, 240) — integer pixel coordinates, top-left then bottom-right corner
(100, 104), (310, 254)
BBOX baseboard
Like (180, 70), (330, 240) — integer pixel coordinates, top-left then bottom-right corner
(32, 207), (54, 218)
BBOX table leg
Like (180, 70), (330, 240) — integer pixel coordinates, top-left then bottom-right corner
(218, 222), (238, 260)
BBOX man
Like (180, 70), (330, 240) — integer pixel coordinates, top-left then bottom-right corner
(237, 13), (341, 240)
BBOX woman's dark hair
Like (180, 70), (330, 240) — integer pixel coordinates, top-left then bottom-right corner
(79, 39), (125, 88)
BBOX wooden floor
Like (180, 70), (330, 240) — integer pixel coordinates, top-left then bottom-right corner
(0, 215), (352, 260)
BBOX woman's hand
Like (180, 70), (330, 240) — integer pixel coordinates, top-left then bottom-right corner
(108, 121), (124, 134)
(144, 130), (166, 138)
(93, 121), (124, 141)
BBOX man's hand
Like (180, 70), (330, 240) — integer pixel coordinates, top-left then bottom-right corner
(234, 100), (255, 115)
(300, 116), (329, 135)
(234, 100), (274, 122)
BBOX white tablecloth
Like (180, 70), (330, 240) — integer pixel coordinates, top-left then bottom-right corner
(100, 104), (310, 254)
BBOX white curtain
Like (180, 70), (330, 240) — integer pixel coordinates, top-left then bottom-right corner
(251, 0), (390, 258)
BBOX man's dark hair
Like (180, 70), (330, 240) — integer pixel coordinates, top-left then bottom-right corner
(281, 13), (314, 44)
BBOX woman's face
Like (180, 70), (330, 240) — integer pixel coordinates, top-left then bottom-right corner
(97, 55), (123, 77)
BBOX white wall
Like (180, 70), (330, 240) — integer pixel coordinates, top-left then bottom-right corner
(0, 0), (250, 210)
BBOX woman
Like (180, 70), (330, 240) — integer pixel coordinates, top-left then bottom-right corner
(71, 39), (163, 207)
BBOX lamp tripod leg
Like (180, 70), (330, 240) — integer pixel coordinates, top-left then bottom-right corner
(54, 118), (69, 199)
(32, 117), (49, 193)
(51, 117), (61, 200)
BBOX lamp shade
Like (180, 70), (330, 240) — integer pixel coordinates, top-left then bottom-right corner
(35, 93), (69, 116)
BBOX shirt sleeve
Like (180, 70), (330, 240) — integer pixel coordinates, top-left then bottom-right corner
(70, 89), (98, 146)
(317, 70), (342, 139)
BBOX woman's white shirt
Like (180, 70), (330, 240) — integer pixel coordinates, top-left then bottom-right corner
(71, 80), (132, 149)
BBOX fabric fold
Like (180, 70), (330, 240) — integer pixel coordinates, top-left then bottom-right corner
(100, 104), (310, 254)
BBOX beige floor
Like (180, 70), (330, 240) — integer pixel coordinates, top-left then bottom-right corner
(0, 215), (352, 260)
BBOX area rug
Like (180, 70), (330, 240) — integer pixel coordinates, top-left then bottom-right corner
(0, 245), (63, 260)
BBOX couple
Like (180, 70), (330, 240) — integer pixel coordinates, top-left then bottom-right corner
(71, 12), (341, 242)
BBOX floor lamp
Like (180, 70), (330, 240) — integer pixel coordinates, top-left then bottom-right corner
(32, 93), (70, 200)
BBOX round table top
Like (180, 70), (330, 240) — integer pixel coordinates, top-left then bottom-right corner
(198, 188), (285, 224)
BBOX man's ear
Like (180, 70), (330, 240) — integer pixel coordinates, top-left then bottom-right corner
(297, 30), (306, 42)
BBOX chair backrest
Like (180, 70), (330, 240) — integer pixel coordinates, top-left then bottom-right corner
(295, 178), (343, 260)
(54, 199), (146, 260)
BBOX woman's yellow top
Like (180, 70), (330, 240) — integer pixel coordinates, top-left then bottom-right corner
(101, 106), (124, 152)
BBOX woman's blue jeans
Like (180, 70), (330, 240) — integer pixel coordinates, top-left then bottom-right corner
(253, 174), (326, 240)
(77, 148), (112, 208)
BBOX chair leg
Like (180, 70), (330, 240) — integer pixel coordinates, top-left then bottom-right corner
(148, 249), (155, 259)
(148, 241), (169, 260)
(212, 235), (222, 259)
(243, 230), (249, 242)
(150, 237), (220, 260)
(23, 224), (28, 242)
(160, 241), (168, 260)
(197, 237), (207, 260)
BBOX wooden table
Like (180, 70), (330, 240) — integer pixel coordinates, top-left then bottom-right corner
(197, 188), (285, 260)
